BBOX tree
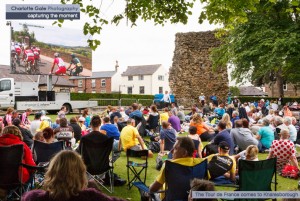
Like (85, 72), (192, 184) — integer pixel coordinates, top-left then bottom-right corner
(204, 0), (300, 97)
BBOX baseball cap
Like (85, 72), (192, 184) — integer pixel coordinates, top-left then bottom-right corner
(219, 141), (230, 151)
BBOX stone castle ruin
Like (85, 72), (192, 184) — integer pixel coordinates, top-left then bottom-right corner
(169, 31), (229, 107)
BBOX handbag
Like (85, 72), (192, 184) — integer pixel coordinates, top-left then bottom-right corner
(281, 164), (299, 179)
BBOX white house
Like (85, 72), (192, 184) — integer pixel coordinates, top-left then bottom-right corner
(120, 64), (170, 95)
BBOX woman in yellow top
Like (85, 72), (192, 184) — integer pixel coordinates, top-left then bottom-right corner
(189, 113), (214, 141)
(159, 107), (169, 125)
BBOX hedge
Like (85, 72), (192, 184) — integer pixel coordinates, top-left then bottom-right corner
(71, 93), (154, 106)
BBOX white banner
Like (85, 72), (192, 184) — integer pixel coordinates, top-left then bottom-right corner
(192, 191), (300, 199)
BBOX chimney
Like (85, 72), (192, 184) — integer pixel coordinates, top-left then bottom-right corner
(115, 60), (119, 72)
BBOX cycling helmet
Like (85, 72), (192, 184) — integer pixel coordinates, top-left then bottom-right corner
(54, 52), (60, 57)
(70, 53), (75, 58)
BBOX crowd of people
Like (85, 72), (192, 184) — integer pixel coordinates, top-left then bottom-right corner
(0, 96), (299, 200)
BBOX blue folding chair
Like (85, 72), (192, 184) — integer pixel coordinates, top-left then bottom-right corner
(133, 159), (208, 201)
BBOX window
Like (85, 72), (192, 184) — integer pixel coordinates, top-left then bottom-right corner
(78, 80), (83, 87)
(78, 90), (83, 93)
(159, 87), (163, 94)
(60, 88), (70, 92)
(91, 79), (96, 88)
(138, 75), (144, 80)
(283, 81), (287, 91)
(127, 87), (133, 94)
(158, 75), (164, 81)
(139, 86), (145, 94)
(0, 80), (11, 91)
(128, 76), (133, 81)
(92, 90), (96, 93)
(101, 89), (106, 93)
(101, 79), (106, 87)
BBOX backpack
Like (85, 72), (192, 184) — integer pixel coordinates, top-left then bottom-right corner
(146, 141), (160, 153)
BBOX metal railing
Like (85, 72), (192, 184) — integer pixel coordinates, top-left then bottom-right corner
(89, 98), (155, 107)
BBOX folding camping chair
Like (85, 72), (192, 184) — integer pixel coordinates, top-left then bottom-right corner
(234, 158), (277, 201)
(126, 149), (149, 189)
(0, 144), (40, 201)
(133, 159), (208, 201)
(80, 137), (114, 193)
(31, 140), (64, 188)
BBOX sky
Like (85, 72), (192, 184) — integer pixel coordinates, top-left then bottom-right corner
(0, 0), (243, 86)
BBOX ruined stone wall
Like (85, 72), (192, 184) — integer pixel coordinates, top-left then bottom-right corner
(169, 31), (229, 107)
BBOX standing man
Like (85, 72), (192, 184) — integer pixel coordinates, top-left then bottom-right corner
(161, 91), (171, 108)
(199, 93), (205, 107)
(49, 53), (66, 75)
(67, 53), (83, 76)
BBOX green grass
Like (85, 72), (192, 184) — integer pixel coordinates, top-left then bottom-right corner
(29, 114), (300, 200)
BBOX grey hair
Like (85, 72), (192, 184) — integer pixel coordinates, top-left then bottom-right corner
(232, 111), (239, 116)
(274, 116), (283, 125)
(284, 117), (292, 125)
(262, 118), (270, 126)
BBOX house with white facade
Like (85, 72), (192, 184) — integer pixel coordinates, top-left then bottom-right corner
(120, 64), (170, 95)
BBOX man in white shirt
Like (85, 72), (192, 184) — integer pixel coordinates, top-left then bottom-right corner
(284, 117), (297, 143)
(161, 91), (171, 108)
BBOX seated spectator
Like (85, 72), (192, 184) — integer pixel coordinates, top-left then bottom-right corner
(168, 111), (181, 132)
(77, 115), (126, 186)
(0, 126), (36, 184)
(159, 121), (177, 153)
(101, 117), (120, 152)
(119, 119), (153, 158)
(190, 113), (214, 142)
(33, 131), (45, 142)
(81, 108), (91, 128)
(235, 145), (259, 161)
(231, 111), (240, 128)
(68, 117), (82, 142)
(177, 106), (186, 124)
(170, 103), (178, 116)
(119, 107), (129, 121)
(185, 107), (197, 122)
(267, 129), (299, 171)
(283, 117), (297, 143)
(221, 113), (232, 129)
(43, 127), (57, 144)
(187, 126), (203, 158)
(22, 150), (125, 201)
(256, 118), (274, 152)
(110, 107), (122, 124)
(206, 141), (236, 184)
(149, 137), (203, 200)
(54, 118), (74, 147)
(51, 118), (60, 130)
(30, 112), (42, 136)
(78, 116), (87, 132)
(230, 119), (259, 152)
(188, 179), (216, 201)
(273, 116), (287, 140)
(160, 107), (169, 124)
(13, 118), (33, 148)
(211, 121), (235, 155)
(146, 105), (160, 134)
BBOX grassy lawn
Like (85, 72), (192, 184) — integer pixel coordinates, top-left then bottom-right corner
(30, 114), (299, 200)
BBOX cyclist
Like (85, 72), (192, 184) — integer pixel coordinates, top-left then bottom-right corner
(67, 53), (83, 76)
(14, 43), (22, 65)
(23, 46), (35, 73)
(50, 53), (66, 75)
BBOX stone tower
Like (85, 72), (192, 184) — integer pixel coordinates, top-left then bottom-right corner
(169, 31), (229, 106)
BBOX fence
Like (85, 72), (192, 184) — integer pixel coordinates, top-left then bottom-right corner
(89, 98), (153, 107)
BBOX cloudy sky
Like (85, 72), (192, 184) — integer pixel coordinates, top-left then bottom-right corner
(0, 0), (219, 72)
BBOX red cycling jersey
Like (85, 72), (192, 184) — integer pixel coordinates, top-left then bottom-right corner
(24, 49), (35, 63)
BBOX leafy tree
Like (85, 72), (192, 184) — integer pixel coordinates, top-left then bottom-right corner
(204, 0), (300, 97)
(229, 86), (240, 96)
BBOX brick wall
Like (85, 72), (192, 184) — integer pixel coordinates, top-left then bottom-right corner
(40, 48), (92, 71)
(72, 77), (112, 93)
(265, 82), (300, 97)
